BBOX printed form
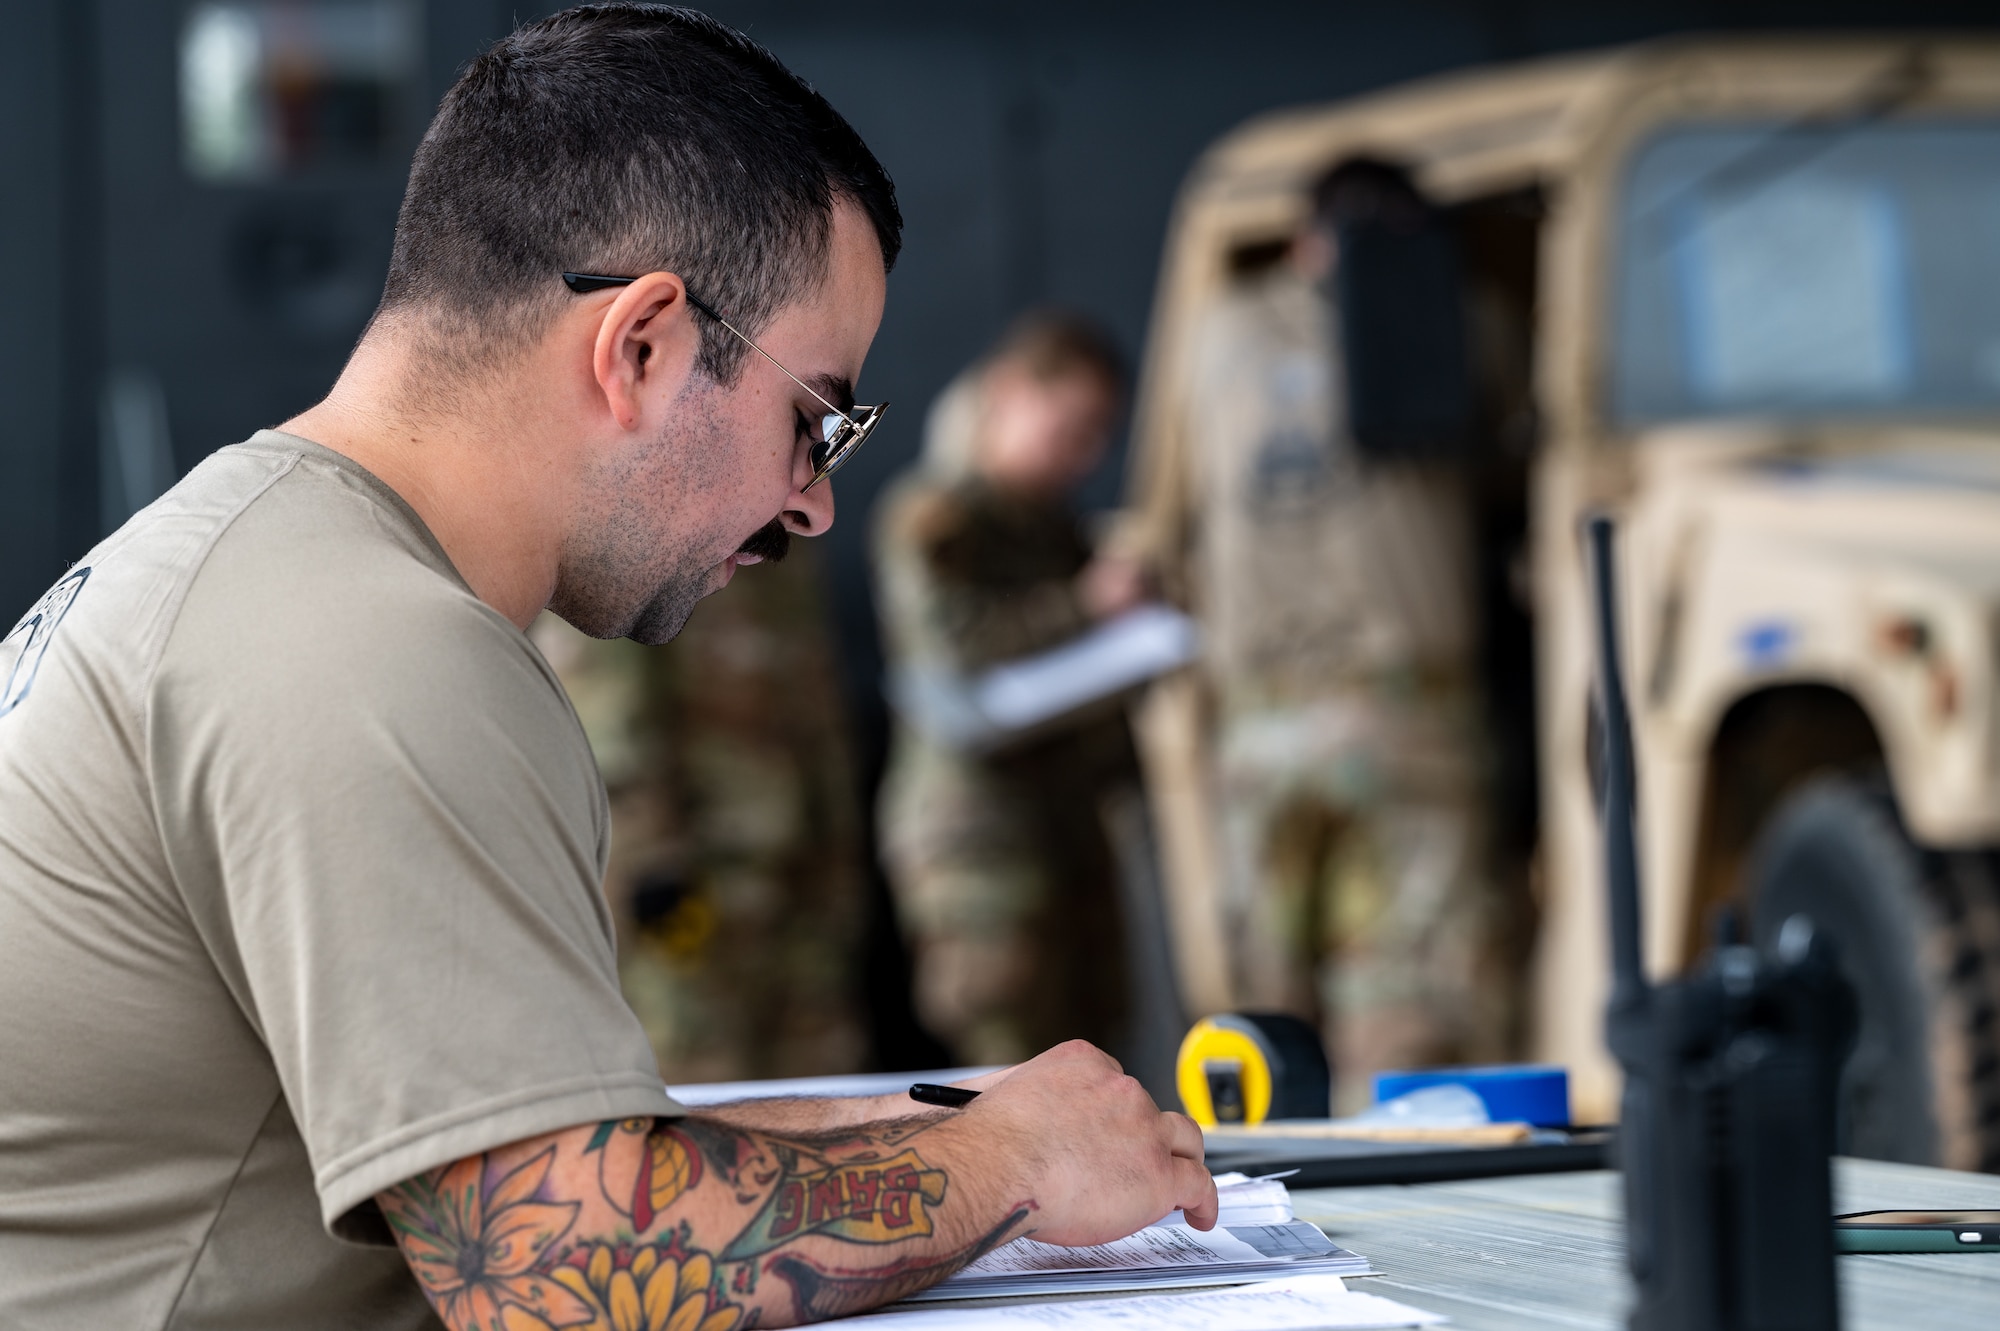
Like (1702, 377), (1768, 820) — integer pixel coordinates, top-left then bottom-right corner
(902, 1174), (1370, 1302)
(956, 1222), (1269, 1275)
(847, 1274), (1444, 1329)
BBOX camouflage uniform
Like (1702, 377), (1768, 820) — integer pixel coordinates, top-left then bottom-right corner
(533, 542), (869, 1084)
(873, 451), (1134, 1066)
(1170, 268), (1511, 1106)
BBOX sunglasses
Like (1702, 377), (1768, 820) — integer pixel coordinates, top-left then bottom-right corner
(562, 272), (886, 491)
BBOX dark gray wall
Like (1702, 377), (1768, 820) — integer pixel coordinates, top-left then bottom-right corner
(0, 0), (95, 619)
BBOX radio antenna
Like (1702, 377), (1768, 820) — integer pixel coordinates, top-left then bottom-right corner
(1588, 516), (1649, 1012)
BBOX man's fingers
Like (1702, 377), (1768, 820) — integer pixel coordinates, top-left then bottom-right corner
(1162, 1110), (1205, 1162)
(1164, 1110), (1217, 1230)
(1171, 1154), (1220, 1231)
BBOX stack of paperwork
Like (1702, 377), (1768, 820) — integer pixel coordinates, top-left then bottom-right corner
(902, 1172), (1372, 1302)
(854, 1275), (1441, 1329)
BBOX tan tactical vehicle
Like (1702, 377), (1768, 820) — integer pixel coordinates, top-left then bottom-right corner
(1125, 35), (2000, 1168)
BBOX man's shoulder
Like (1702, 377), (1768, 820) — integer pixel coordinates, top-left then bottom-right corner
(204, 432), (462, 596)
(53, 431), (460, 630)
(160, 434), (562, 724)
(3, 437), (319, 711)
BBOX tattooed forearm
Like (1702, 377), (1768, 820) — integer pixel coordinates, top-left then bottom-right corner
(768, 1205), (1035, 1320)
(378, 1112), (1033, 1331)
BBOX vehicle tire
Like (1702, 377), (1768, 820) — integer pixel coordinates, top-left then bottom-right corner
(1746, 775), (2000, 1171)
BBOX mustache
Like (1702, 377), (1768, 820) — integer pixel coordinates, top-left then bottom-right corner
(736, 518), (791, 564)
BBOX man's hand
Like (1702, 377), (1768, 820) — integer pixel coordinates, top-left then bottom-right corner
(962, 1040), (1218, 1243)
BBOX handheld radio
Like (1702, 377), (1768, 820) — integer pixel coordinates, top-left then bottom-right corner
(1587, 516), (1857, 1331)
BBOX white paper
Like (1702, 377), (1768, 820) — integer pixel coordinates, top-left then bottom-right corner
(908, 1172), (1366, 1303)
(907, 1219), (1365, 1301)
(974, 605), (1199, 729)
(888, 604), (1199, 750)
(1231, 1222), (1346, 1260)
(957, 1222), (1270, 1277)
(843, 1274), (1445, 1329)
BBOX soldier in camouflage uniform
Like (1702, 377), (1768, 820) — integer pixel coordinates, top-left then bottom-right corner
(872, 313), (1145, 1066)
(533, 540), (869, 1084)
(1131, 160), (1516, 1107)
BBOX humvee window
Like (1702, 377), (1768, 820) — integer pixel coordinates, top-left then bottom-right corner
(1612, 121), (2000, 425)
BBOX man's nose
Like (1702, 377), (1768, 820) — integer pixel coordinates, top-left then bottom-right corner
(780, 467), (835, 538)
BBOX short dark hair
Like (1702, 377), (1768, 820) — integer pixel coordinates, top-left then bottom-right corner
(379, 3), (901, 383)
(984, 309), (1126, 392)
(1309, 155), (1429, 231)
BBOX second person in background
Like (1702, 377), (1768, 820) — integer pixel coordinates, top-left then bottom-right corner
(873, 313), (1147, 1066)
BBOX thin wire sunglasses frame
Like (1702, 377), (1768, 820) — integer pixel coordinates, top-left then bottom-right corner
(562, 271), (887, 491)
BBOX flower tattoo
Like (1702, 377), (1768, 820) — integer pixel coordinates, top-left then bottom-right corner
(386, 1148), (594, 1330)
(540, 1242), (742, 1331)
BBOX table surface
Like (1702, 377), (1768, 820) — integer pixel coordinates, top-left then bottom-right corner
(1290, 1159), (2000, 1329)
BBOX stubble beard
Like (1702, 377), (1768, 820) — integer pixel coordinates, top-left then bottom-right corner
(550, 380), (734, 646)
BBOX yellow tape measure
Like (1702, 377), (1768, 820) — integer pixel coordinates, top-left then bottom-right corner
(1176, 1012), (1330, 1127)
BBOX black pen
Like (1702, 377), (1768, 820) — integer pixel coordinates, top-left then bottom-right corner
(909, 1082), (980, 1109)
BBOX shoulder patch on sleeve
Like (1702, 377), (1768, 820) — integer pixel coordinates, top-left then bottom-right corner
(1, 567), (90, 719)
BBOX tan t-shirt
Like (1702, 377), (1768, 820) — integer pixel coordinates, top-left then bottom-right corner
(0, 432), (681, 1330)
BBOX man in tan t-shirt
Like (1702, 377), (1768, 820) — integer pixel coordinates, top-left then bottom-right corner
(0, 10), (1214, 1331)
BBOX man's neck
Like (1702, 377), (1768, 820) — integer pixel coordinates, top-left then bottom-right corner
(282, 337), (568, 630)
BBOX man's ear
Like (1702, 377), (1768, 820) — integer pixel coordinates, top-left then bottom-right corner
(590, 273), (702, 430)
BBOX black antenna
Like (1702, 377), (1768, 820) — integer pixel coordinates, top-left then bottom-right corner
(1588, 516), (1648, 1013)
(1588, 514), (1851, 1331)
